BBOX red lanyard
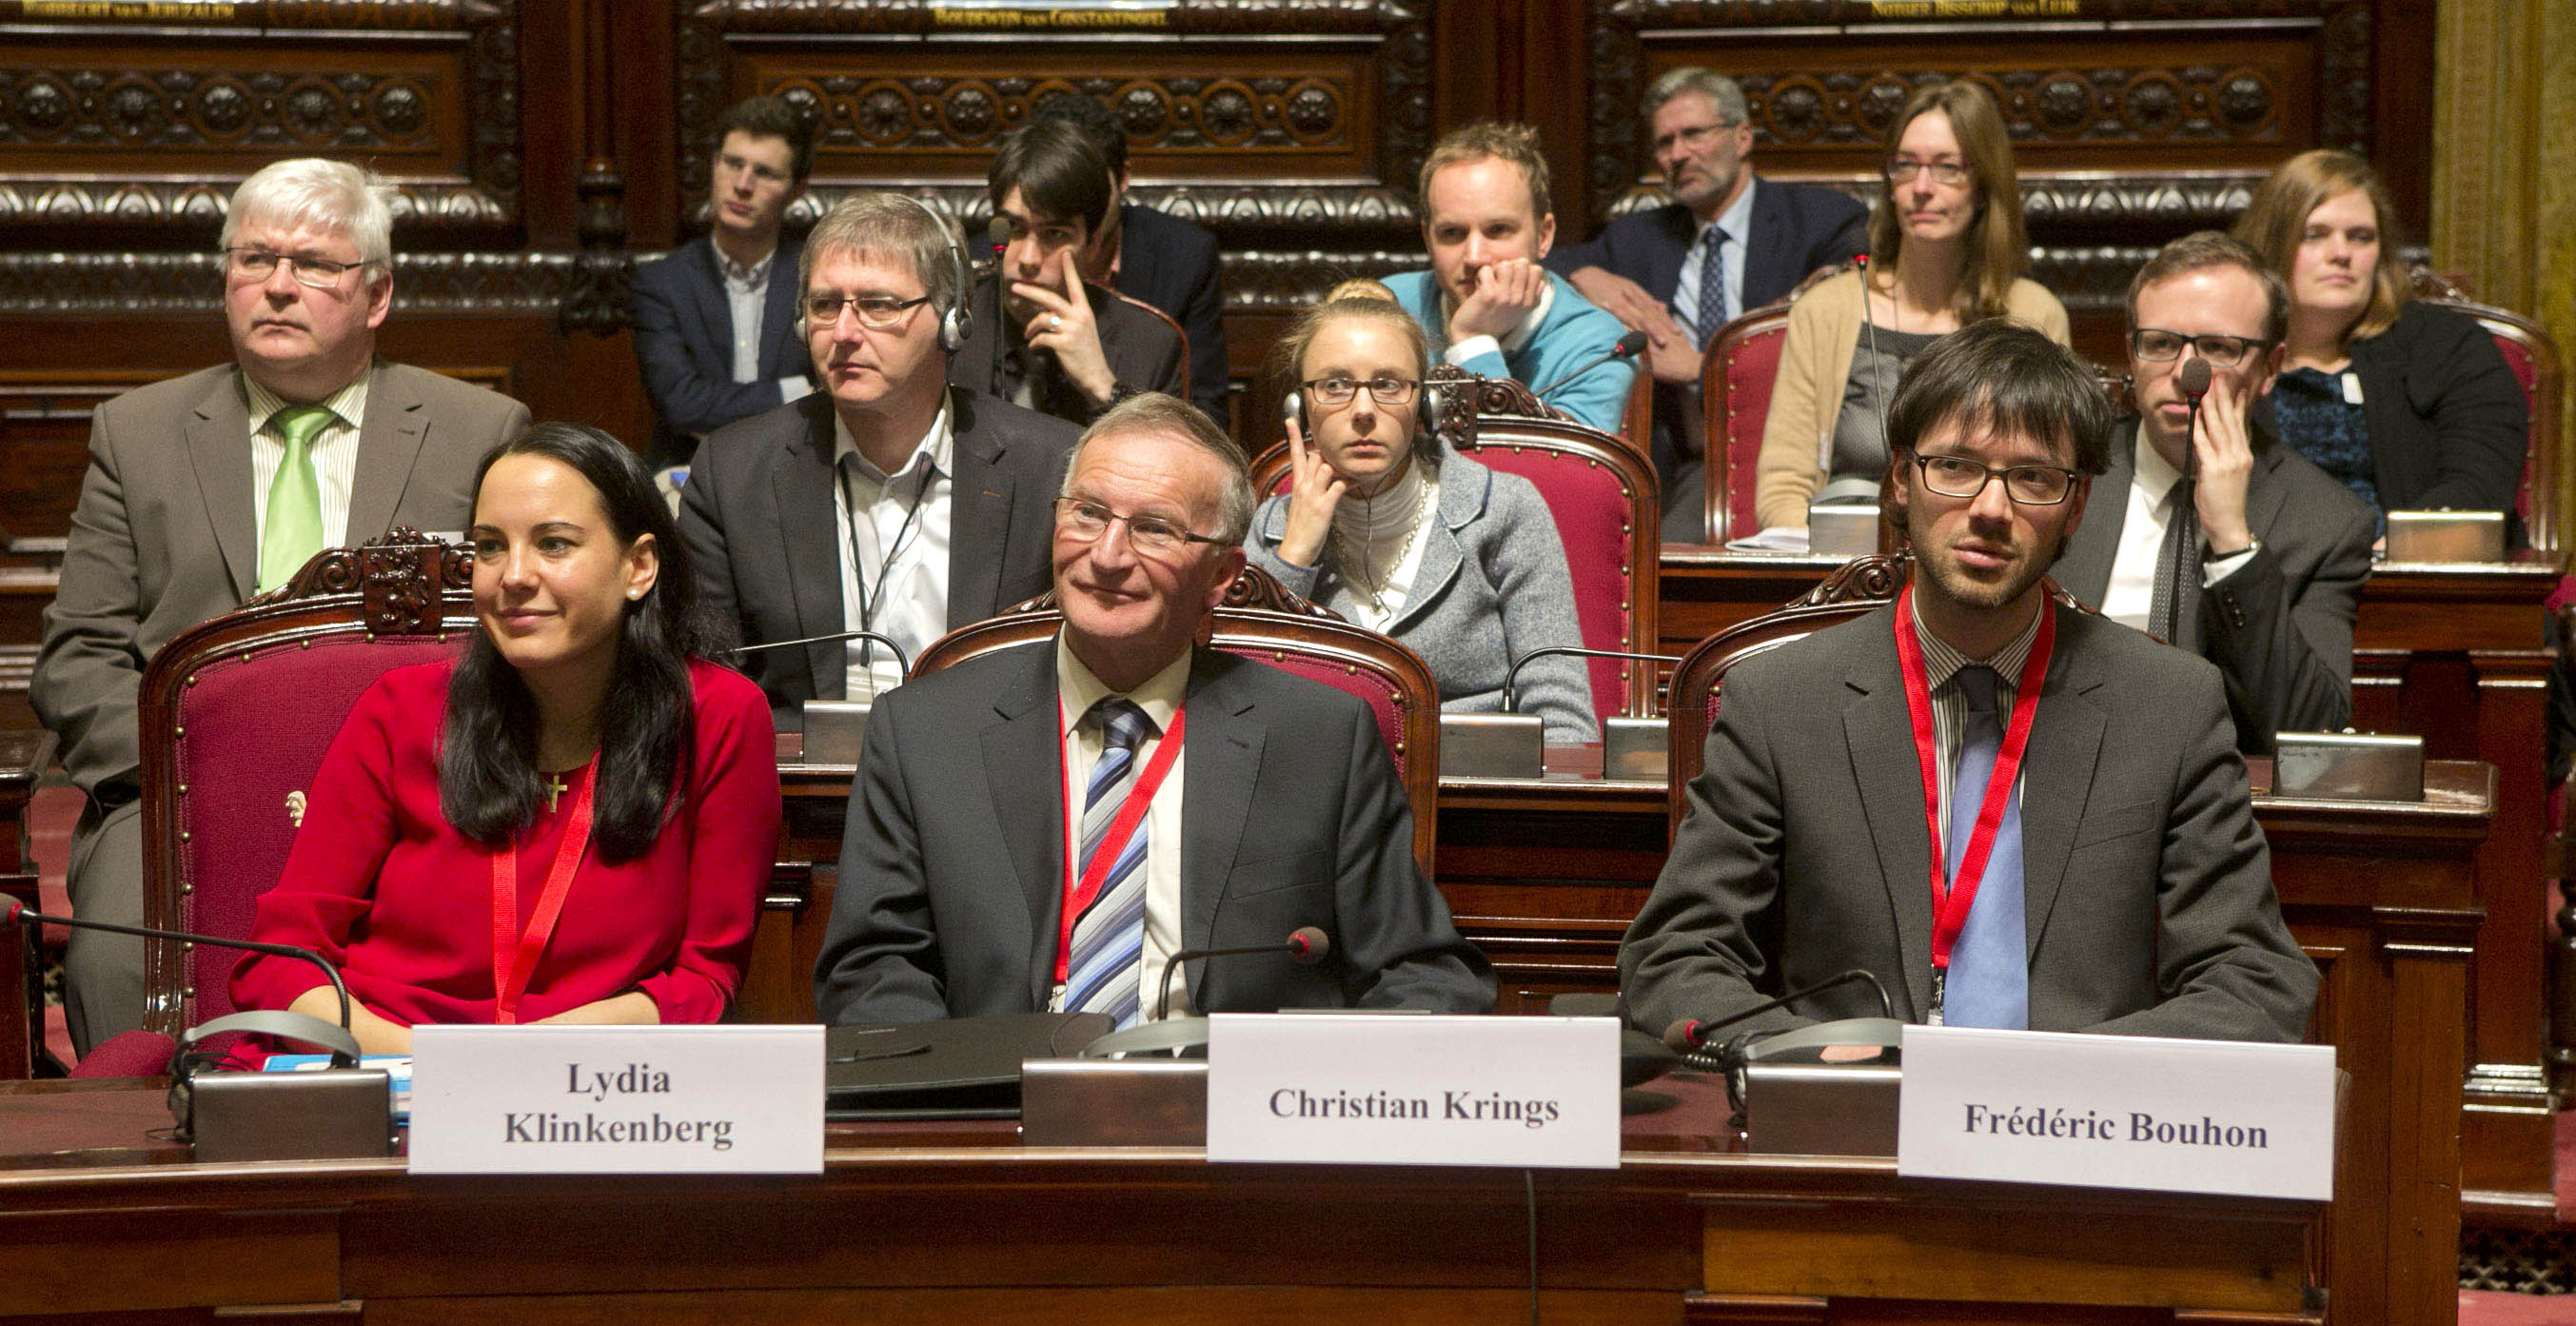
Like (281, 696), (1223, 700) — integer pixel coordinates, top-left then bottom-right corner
(1052, 701), (1186, 984)
(1892, 586), (2054, 971)
(489, 763), (598, 1024)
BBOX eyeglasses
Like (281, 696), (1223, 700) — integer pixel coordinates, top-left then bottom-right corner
(1052, 498), (1230, 556)
(1650, 121), (1741, 155)
(1911, 454), (2079, 506)
(2130, 327), (2269, 367)
(805, 293), (933, 327)
(1882, 156), (1972, 187)
(1298, 376), (1421, 406)
(224, 247), (370, 288)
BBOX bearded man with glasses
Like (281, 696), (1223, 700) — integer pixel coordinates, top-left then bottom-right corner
(678, 191), (1084, 728)
(33, 157), (529, 1054)
(1622, 319), (2315, 1046)
(815, 392), (1494, 1026)
(2050, 231), (2375, 753)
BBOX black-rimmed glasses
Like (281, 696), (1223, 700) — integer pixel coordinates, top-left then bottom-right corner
(2130, 327), (2269, 367)
(1911, 454), (2079, 505)
(1298, 376), (1420, 406)
(805, 293), (933, 327)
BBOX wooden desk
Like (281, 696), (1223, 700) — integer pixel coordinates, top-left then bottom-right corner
(0, 1078), (2322, 1324)
(0, 727), (50, 1081)
(771, 752), (2486, 1326)
(1662, 545), (2563, 1217)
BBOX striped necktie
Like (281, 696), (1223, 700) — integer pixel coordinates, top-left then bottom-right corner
(259, 405), (335, 592)
(1063, 698), (1157, 1029)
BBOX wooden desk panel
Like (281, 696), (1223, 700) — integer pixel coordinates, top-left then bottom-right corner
(1662, 545), (2563, 1217)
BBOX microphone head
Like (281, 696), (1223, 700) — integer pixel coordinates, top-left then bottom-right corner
(2177, 357), (2212, 399)
(1851, 252), (1869, 267)
(983, 215), (1011, 254)
(1612, 329), (1650, 358)
(1286, 926), (1330, 964)
(1661, 1018), (1701, 1054)
(0, 896), (18, 925)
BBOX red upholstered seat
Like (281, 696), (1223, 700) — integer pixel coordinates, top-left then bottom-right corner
(1700, 304), (1794, 544)
(131, 533), (473, 1039)
(913, 564), (1443, 876)
(1249, 365), (1662, 725)
(2422, 293), (2561, 553)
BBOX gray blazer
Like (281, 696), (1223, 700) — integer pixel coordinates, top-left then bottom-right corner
(1621, 601), (2317, 1044)
(2053, 419), (2376, 754)
(1246, 448), (1597, 743)
(814, 643), (1495, 1022)
(34, 359), (530, 802)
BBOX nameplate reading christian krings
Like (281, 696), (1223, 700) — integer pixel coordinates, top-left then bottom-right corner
(1896, 1025), (2334, 1200)
(1204, 1014), (1620, 1169)
(408, 1025), (823, 1175)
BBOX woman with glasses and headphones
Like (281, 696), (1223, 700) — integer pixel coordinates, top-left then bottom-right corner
(1245, 287), (1596, 743)
(2232, 149), (2527, 529)
(1750, 80), (2070, 538)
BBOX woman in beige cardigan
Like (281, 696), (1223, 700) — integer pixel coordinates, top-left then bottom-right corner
(1751, 80), (2069, 533)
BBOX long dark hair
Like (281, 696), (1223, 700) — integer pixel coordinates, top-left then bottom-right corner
(441, 423), (708, 862)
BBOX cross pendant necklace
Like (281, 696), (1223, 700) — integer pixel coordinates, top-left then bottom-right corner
(542, 773), (569, 812)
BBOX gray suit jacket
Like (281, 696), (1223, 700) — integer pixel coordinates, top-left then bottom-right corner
(1621, 602), (2317, 1044)
(1245, 448), (1597, 743)
(2054, 420), (2376, 753)
(677, 386), (1080, 727)
(33, 359), (530, 801)
(813, 643), (1495, 1022)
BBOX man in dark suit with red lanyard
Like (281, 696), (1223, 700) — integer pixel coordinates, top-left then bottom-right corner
(814, 393), (1492, 1026)
(1548, 68), (1869, 538)
(1622, 321), (2314, 1047)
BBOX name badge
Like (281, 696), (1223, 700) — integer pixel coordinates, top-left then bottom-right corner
(408, 1025), (824, 1175)
(1204, 1013), (1619, 1169)
(1896, 1025), (2334, 1200)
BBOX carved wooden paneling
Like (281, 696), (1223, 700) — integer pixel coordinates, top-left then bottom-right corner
(0, 0), (522, 239)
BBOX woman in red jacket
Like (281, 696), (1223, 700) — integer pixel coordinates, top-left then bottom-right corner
(232, 423), (779, 1051)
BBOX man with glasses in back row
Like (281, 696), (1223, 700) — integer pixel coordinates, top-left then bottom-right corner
(33, 157), (530, 1053)
(1622, 319), (2315, 1048)
(2051, 231), (2374, 753)
(678, 191), (1080, 730)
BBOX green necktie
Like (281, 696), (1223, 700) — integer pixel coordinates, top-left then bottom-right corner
(259, 405), (335, 592)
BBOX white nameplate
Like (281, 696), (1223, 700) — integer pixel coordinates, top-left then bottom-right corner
(1896, 1024), (2334, 1200)
(1204, 1013), (1619, 1169)
(408, 1024), (823, 1175)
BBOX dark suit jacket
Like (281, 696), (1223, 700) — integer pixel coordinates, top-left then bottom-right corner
(33, 360), (529, 802)
(2344, 299), (2529, 515)
(1621, 603), (2317, 1044)
(948, 272), (1188, 427)
(631, 234), (811, 467)
(1546, 178), (1871, 315)
(2054, 420), (2376, 753)
(1112, 203), (1229, 423)
(677, 386), (1080, 727)
(813, 643), (1496, 1023)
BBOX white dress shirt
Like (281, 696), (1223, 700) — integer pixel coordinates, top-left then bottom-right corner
(1673, 176), (1758, 344)
(717, 244), (811, 404)
(2103, 426), (2257, 631)
(833, 405), (954, 698)
(1053, 638), (1191, 1019)
(244, 369), (367, 548)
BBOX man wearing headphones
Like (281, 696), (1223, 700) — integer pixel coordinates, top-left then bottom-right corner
(679, 192), (1083, 727)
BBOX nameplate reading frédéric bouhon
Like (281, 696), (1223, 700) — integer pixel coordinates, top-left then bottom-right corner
(1204, 1013), (1621, 1169)
(407, 1024), (824, 1175)
(1896, 1024), (2335, 1200)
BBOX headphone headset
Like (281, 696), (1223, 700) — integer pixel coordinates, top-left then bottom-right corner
(894, 194), (973, 353)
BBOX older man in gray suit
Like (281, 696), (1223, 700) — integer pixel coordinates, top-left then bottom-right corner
(33, 158), (531, 1053)
(1622, 321), (2314, 1049)
(679, 191), (1080, 728)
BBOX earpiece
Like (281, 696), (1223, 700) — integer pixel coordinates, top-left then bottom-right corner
(895, 194), (973, 353)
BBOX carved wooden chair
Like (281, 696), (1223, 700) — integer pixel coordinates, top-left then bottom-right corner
(910, 564), (1442, 879)
(2425, 294), (2562, 555)
(1698, 302), (1795, 544)
(1249, 365), (1662, 726)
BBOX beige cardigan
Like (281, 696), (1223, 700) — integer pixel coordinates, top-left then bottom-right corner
(1752, 268), (2071, 530)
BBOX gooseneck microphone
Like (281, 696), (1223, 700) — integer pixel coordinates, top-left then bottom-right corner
(2162, 356), (2214, 639)
(1661, 967), (1896, 1059)
(1529, 329), (1650, 400)
(1500, 646), (1683, 714)
(1153, 925), (1331, 1021)
(731, 627), (913, 682)
(5, 896), (353, 1035)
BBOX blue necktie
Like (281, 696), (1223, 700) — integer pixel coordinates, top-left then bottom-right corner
(1063, 698), (1155, 1029)
(1942, 665), (2028, 1028)
(1693, 227), (1732, 349)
